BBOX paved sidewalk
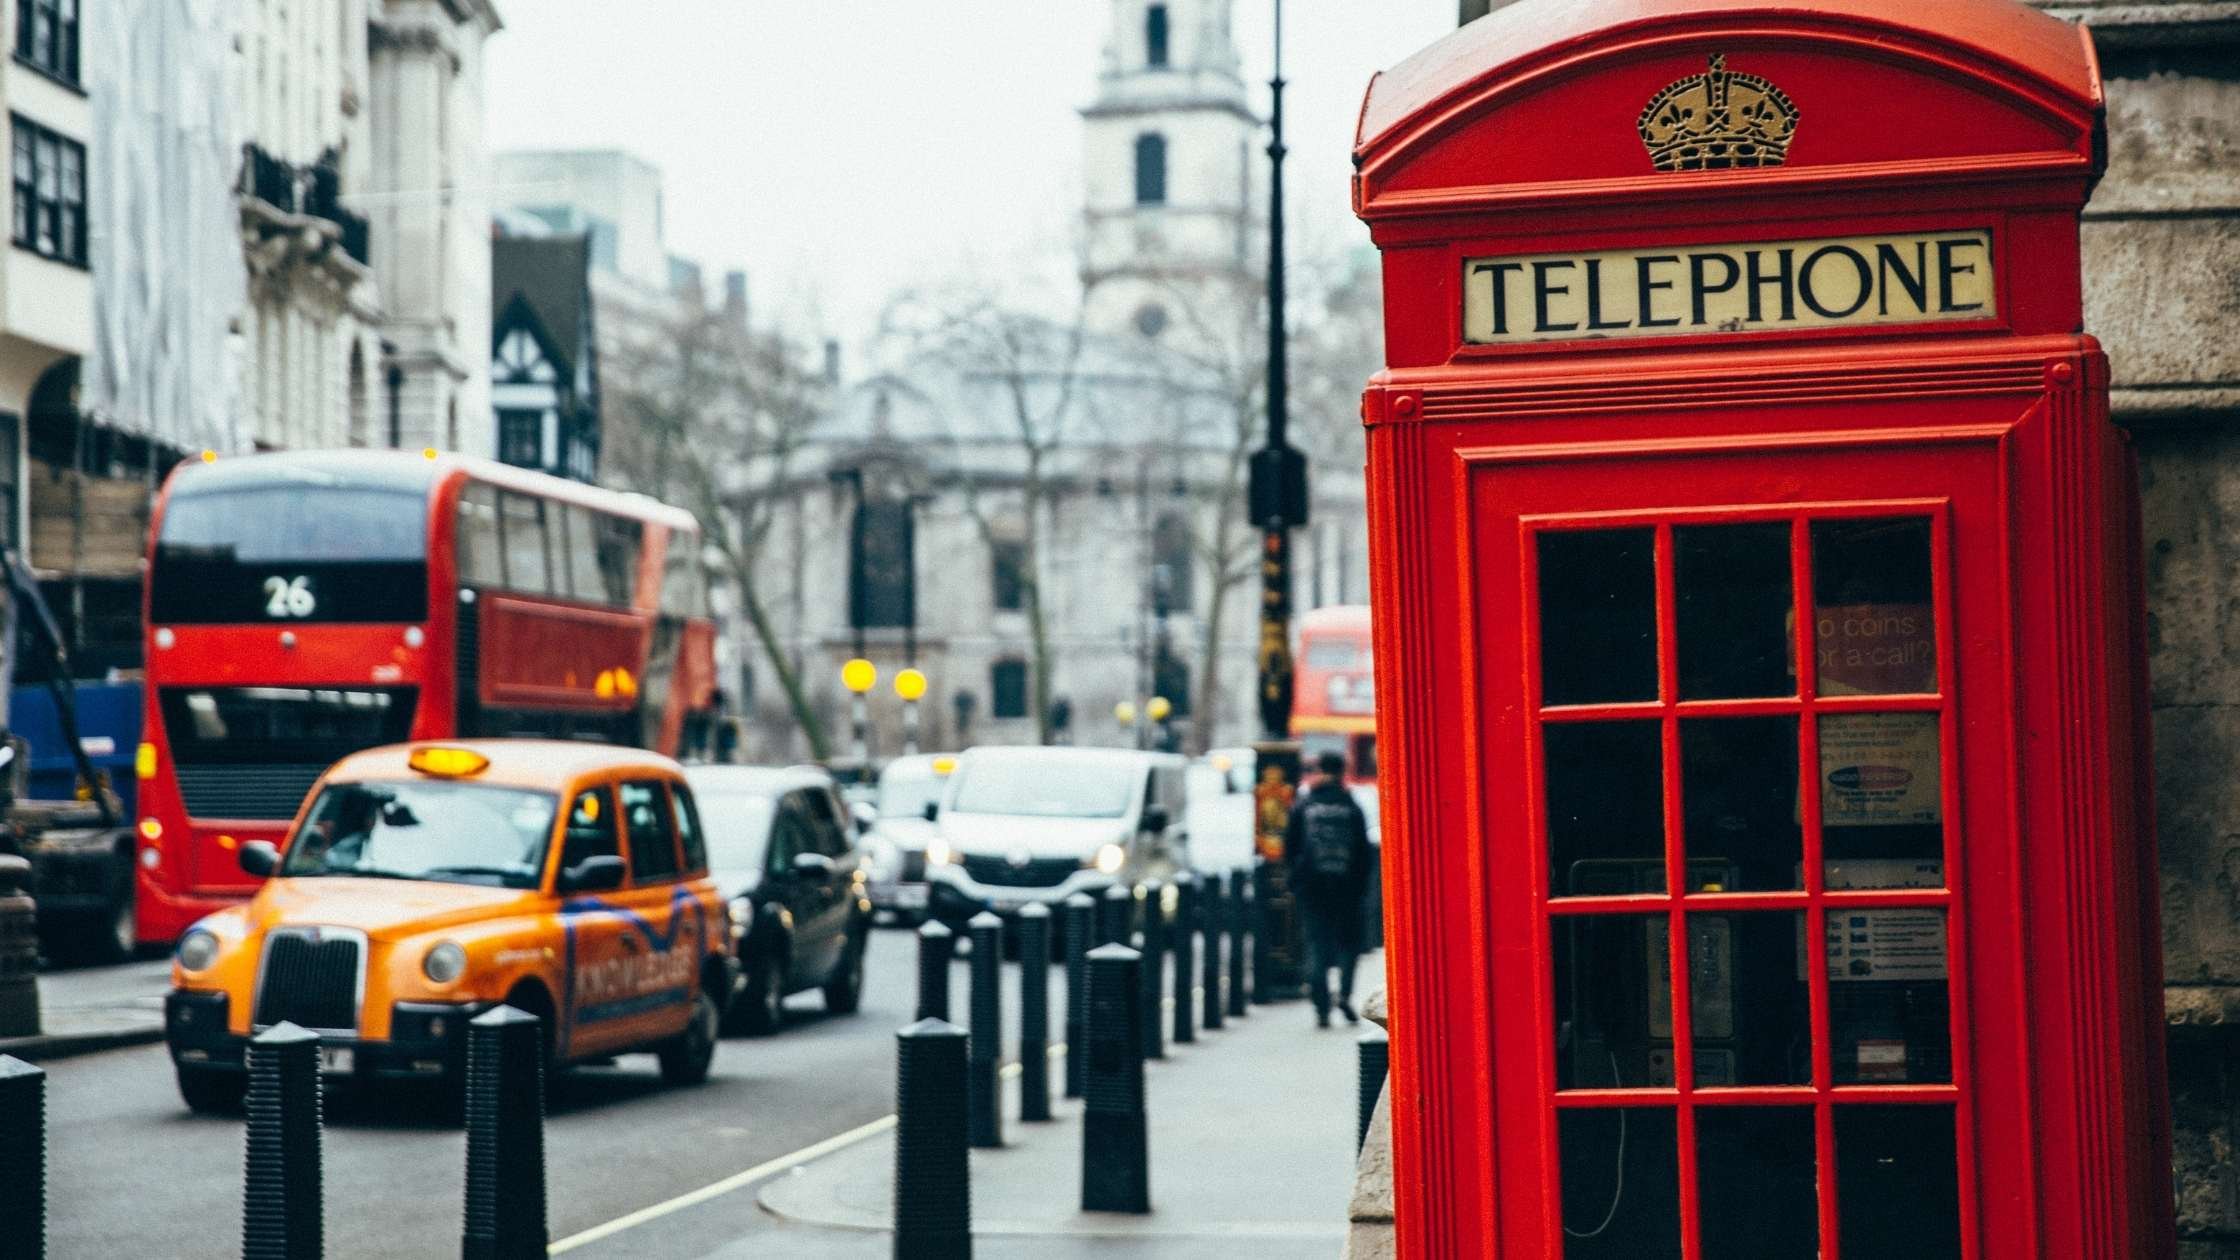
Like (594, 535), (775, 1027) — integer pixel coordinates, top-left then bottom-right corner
(744, 954), (1375, 1258)
(0, 957), (170, 1061)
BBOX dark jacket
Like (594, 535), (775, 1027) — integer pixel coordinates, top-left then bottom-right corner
(1285, 778), (1373, 924)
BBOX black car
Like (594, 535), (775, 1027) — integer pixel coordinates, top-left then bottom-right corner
(685, 765), (872, 1034)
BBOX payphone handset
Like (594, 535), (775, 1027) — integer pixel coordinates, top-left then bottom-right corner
(1561, 858), (1741, 1088)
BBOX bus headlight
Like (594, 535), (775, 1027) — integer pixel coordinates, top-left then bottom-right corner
(176, 928), (221, 973)
(728, 897), (753, 940)
(925, 837), (952, 867)
(1092, 843), (1126, 875)
(422, 941), (467, 985)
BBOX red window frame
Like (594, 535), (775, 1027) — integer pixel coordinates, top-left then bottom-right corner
(1518, 498), (1976, 1258)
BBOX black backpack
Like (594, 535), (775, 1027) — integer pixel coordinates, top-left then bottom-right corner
(1300, 797), (1358, 878)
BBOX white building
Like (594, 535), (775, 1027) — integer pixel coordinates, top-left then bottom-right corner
(734, 0), (1365, 763)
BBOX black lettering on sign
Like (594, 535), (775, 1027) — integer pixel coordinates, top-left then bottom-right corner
(1689, 253), (1740, 326)
(1636, 255), (1682, 328)
(1473, 260), (1525, 336)
(1746, 248), (1795, 323)
(1532, 260), (1578, 333)
(1876, 241), (1930, 317)
(1937, 237), (1986, 313)
(1582, 258), (1630, 331)
(1799, 245), (1873, 320)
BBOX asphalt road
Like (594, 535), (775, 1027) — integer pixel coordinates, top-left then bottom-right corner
(45, 926), (957, 1259)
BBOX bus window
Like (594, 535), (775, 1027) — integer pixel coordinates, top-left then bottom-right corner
(497, 492), (550, 594)
(543, 497), (572, 598)
(457, 483), (503, 588)
(660, 531), (708, 618)
(563, 506), (605, 604)
(595, 514), (641, 606)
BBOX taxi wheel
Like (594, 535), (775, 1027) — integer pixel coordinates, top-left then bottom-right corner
(658, 989), (720, 1086)
(823, 928), (866, 1015)
(177, 1066), (246, 1115)
(726, 953), (786, 1036)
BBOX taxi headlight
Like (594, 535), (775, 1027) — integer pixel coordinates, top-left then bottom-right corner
(1092, 843), (1126, 875)
(422, 941), (468, 986)
(925, 837), (952, 867)
(176, 928), (221, 973)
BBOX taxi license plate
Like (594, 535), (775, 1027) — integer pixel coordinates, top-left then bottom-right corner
(319, 1046), (354, 1074)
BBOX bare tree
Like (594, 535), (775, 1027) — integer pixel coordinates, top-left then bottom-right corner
(878, 287), (1095, 745)
(603, 302), (834, 759)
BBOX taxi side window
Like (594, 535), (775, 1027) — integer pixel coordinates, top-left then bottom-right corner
(768, 793), (811, 872)
(621, 780), (681, 883)
(673, 785), (708, 875)
(561, 786), (619, 873)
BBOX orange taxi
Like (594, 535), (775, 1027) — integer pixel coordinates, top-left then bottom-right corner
(163, 740), (733, 1112)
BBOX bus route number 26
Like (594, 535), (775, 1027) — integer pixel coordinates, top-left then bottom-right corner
(263, 575), (317, 618)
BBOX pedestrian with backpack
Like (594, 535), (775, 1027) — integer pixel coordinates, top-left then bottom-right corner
(1285, 750), (1375, 1028)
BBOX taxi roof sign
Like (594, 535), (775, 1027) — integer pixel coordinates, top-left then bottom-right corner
(407, 746), (491, 778)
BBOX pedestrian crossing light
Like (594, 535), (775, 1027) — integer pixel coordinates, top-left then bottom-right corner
(1147, 696), (1173, 722)
(894, 667), (927, 702)
(842, 658), (877, 695)
(1114, 701), (1137, 725)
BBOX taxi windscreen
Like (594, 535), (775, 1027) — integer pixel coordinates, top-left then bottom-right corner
(281, 780), (558, 888)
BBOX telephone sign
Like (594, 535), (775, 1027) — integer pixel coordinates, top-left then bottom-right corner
(1354, 1), (2173, 1257)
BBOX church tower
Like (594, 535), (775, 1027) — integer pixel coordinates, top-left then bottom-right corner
(1080, 0), (1260, 344)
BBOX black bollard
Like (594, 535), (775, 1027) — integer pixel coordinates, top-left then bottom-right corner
(1137, 881), (1165, 1061)
(1199, 873), (1225, 1032)
(917, 920), (954, 1023)
(1230, 867), (1254, 1014)
(894, 1019), (972, 1260)
(1171, 872), (1197, 1046)
(1080, 944), (1150, 1214)
(966, 912), (1003, 1148)
(0, 1056), (43, 1260)
(1098, 883), (1131, 947)
(1358, 1026), (1390, 1154)
(0, 857), (39, 1037)
(242, 1022), (322, 1260)
(462, 1005), (547, 1260)
(1061, 893), (1094, 1099)
(1016, 903), (1053, 1123)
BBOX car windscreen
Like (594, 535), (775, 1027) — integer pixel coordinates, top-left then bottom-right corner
(948, 758), (1137, 819)
(694, 790), (776, 880)
(281, 780), (557, 888)
(151, 481), (428, 623)
(877, 770), (944, 819)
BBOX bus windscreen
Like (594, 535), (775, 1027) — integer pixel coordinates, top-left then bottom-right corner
(150, 484), (428, 623)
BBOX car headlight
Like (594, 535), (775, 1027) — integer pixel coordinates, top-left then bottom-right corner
(729, 897), (753, 938)
(422, 941), (467, 985)
(926, 837), (952, 867)
(1092, 843), (1126, 875)
(176, 928), (221, 973)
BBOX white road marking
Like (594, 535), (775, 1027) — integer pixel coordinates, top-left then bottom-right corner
(548, 1056), (1051, 1254)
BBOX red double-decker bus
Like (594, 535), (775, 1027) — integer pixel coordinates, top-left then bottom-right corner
(1293, 604), (1377, 784)
(134, 450), (719, 944)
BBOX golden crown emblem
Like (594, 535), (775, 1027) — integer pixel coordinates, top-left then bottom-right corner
(1636, 54), (1799, 172)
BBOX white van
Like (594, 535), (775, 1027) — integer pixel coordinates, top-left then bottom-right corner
(922, 746), (1189, 923)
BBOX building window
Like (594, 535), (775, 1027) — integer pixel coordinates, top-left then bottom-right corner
(852, 498), (915, 629)
(498, 410), (542, 467)
(0, 412), (18, 553)
(990, 659), (1028, 720)
(16, 0), (78, 85)
(11, 117), (85, 266)
(1134, 133), (1167, 206)
(991, 538), (1026, 612)
(1145, 4), (1169, 67)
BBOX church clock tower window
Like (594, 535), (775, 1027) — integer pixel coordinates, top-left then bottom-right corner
(1145, 4), (1169, 68)
(1134, 133), (1167, 205)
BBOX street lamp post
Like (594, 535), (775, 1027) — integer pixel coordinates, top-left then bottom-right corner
(895, 667), (927, 757)
(1246, 0), (1307, 1001)
(842, 657), (877, 769)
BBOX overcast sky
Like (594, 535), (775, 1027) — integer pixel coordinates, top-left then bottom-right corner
(483, 1), (1456, 358)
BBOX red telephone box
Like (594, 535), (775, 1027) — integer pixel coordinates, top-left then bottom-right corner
(1355, 1), (2172, 1256)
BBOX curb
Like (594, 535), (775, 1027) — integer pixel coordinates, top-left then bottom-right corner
(0, 1023), (166, 1062)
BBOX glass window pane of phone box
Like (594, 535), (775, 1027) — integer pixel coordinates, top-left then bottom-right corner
(1547, 722), (1664, 897)
(1539, 528), (1656, 706)
(1676, 522), (1795, 699)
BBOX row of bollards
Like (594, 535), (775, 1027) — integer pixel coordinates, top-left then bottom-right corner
(895, 865), (1262, 1253)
